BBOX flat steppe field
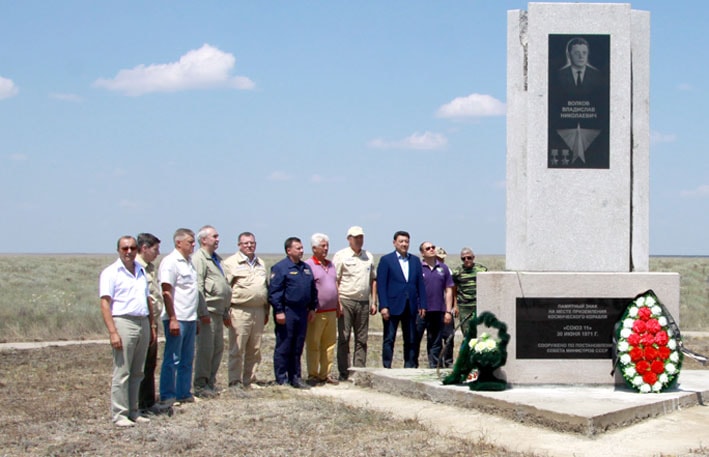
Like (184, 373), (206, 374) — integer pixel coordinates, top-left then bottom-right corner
(0, 255), (707, 456)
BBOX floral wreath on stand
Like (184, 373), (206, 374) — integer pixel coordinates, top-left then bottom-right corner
(443, 311), (510, 391)
(614, 290), (683, 393)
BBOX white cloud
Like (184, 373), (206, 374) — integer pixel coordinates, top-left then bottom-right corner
(677, 83), (693, 91)
(268, 171), (292, 181)
(50, 93), (83, 102)
(94, 44), (255, 96)
(368, 131), (448, 150)
(680, 184), (709, 198)
(650, 131), (677, 144)
(436, 93), (506, 119)
(8, 153), (28, 161)
(0, 76), (19, 100)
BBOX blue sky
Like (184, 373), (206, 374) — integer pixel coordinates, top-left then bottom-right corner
(0, 1), (706, 256)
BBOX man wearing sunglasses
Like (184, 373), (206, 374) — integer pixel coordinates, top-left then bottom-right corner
(452, 248), (487, 336)
(99, 236), (153, 427)
(414, 242), (454, 368)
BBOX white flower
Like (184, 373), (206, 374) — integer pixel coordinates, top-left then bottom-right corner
(659, 373), (669, 384)
(652, 382), (663, 392)
(640, 383), (651, 393)
(620, 354), (632, 365)
(667, 328), (674, 337)
(645, 296), (657, 306)
(651, 305), (662, 316)
(623, 318), (635, 328)
(620, 328), (632, 339)
(623, 366), (636, 377)
(666, 363), (677, 374)
(668, 339), (677, 350)
(468, 338), (479, 349)
(632, 376), (644, 386)
(669, 352), (680, 363)
(629, 307), (639, 317)
(484, 340), (497, 351)
(658, 317), (668, 327)
(618, 341), (629, 352)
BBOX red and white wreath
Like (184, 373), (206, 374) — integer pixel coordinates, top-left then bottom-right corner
(616, 291), (683, 393)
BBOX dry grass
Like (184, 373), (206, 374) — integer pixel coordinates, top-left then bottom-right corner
(0, 337), (538, 457)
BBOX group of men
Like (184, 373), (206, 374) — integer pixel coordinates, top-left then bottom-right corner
(99, 225), (485, 427)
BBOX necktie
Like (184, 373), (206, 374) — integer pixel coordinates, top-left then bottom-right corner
(575, 71), (582, 86)
(212, 253), (224, 275)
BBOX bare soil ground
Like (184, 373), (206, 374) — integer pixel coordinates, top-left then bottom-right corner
(0, 336), (543, 457)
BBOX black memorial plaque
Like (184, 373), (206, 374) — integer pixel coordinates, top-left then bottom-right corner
(516, 297), (629, 359)
(548, 34), (610, 169)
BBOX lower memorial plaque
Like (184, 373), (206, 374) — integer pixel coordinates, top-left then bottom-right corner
(516, 297), (629, 359)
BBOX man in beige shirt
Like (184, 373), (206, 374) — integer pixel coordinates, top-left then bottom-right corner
(192, 225), (232, 397)
(223, 231), (269, 388)
(136, 233), (163, 412)
(332, 226), (377, 381)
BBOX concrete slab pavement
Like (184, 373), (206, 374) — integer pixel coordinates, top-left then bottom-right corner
(310, 372), (709, 457)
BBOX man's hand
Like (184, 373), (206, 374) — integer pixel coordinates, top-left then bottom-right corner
(443, 312), (453, 325)
(169, 318), (180, 336)
(381, 308), (390, 321)
(418, 308), (426, 319)
(369, 303), (378, 316)
(307, 310), (316, 323)
(109, 331), (122, 350)
(275, 312), (286, 325)
(223, 316), (232, 328)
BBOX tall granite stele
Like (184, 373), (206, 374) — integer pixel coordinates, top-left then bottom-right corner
(477, 2), (680, 385)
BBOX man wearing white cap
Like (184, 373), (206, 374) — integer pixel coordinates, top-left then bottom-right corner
(332, 226), (377, 381)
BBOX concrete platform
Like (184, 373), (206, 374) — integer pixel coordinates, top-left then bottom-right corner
(349, 367), (709, 436)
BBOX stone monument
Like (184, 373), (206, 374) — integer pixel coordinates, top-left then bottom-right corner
(478, 2), (681, 385)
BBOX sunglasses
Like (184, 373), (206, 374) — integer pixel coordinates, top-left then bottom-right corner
(120, 246), (138, 252)
(424, 245), (436, 251)
(461, 256), (474, 261)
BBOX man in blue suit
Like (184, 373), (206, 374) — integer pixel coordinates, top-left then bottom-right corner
(377, 230), (427, 368)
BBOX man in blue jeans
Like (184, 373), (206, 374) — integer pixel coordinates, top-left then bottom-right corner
(158, 228), (205, 406)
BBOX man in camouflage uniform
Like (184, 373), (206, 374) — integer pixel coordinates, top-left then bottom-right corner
(452, 247), (487, 336)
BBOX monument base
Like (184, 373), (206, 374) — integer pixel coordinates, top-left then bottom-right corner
(477, 271), (680, 385)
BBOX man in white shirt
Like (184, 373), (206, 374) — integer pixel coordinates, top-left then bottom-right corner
(158, 228), (203, 405)
(99, 235), (153, 427)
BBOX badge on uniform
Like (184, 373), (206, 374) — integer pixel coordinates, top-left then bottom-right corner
(289, 271), (298, 275)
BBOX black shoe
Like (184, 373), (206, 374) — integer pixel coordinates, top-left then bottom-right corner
(291, 380), (311, 389)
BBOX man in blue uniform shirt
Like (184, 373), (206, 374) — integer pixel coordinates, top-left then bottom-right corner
(268, 236), (318, 388)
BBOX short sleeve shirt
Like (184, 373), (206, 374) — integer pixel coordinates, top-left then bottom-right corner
(99, 258), (149, 317)
(159, 249), (199, 321)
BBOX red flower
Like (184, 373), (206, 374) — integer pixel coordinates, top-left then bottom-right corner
(630, 347), (645, 362)
(628, 333), (641, 346)
(638, 307), (652, 321)
(636, 360), (651, 373)
(643, 372), (658, 385)
(651, 360), (665, 374)
(658, 346), (671, 360)
(654, 331), (669, 346)
(646, 319), (661, 334)
(632, 320), (647, 333)
(640, 333), (656, 346)
(644, 346), (658, 360)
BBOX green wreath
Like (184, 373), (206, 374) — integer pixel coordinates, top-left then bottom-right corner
(443, 311), (509, 391)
